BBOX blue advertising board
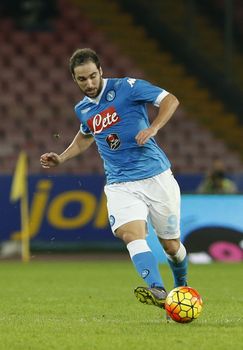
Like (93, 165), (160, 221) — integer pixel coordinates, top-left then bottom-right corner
(0, 175), (116, 247)
(0, 175), (243, 262)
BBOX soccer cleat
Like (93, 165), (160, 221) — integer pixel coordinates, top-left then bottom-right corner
(134, 286), (167, 309)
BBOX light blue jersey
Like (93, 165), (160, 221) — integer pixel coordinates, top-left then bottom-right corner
(74, 77), (171, 184)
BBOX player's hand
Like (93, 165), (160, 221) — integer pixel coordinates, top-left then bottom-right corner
(40, 152), (62, 168)
(135, 127), (157, 145)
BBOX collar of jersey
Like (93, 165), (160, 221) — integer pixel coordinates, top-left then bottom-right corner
(87, 78), (108, 104)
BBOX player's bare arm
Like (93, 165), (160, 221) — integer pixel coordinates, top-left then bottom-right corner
(40, 131), (94, 168)
(135, 93), (179, 145)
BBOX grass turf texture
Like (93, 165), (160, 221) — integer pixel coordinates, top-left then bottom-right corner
(0, 260), (242, 350)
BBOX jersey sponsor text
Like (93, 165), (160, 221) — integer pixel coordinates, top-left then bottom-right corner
(87, 106), (121, 134)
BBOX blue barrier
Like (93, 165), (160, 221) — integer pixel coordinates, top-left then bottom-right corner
(1, 175), (243, 261)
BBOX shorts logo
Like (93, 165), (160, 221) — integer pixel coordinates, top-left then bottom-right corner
(106, 90), (116, 101)
(106, 133), (121, 150)
(166, 214), (178, 233)
(141, 269), (150, 279)
(109, 215), (115, 227)
(87, 106), (121, 134)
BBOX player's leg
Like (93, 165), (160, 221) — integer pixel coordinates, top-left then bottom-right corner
(148, 170), (188, 288)
(116, 220), (165, 291)
(160, 237), (188, 288)
(117, 221), (168, 307)
(104, 183), (167, 308)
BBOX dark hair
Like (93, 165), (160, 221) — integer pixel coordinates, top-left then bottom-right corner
(69, 48), (101, 75)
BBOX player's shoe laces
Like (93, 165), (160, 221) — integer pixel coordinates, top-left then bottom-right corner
(134, 286), (167, 309)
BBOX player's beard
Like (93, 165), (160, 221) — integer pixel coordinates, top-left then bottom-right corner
(85, 76), (103, 98)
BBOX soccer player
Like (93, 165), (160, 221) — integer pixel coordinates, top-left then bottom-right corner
(40, 48), (188, 310)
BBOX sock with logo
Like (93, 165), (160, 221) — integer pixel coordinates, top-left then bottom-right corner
(127, 239), (164, 288)
(165, 242), (188, 287)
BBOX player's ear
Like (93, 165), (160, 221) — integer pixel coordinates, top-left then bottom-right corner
(99, 67), (103, 77)
(72, 74), (76, 82)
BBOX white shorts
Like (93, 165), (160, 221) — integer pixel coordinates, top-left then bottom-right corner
(104, 169), (181, 239)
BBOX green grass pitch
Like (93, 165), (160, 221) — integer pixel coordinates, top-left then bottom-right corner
(0, 259), (242, 350)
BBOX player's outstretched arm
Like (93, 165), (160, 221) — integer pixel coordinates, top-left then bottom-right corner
(136, 93), (179, 145)
(40, 131), (94, 168)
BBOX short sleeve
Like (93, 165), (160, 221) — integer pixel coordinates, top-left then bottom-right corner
(127, 78), (169, 106)
(80, 123), (91, 135)
(154, 90), (169, 107)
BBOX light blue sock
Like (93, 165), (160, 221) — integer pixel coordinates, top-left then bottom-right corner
(127, 239), (164, 288)
(166, 243), (188, 287)
(167, 257), (188, 287)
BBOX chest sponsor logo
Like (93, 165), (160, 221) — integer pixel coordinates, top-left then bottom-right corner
(87, 106), (120, 134)
(106, 133), (121, 150)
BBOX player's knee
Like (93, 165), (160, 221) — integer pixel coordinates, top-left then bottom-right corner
(115, 229), (138, 244)
(161, 238), (180, 256)
(115, 220), (147, 244)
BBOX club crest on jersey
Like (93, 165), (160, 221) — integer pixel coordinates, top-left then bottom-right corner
(87, 106), (120, 134)
(106, 90), (116, 101)
(106, 133), (121, 150)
